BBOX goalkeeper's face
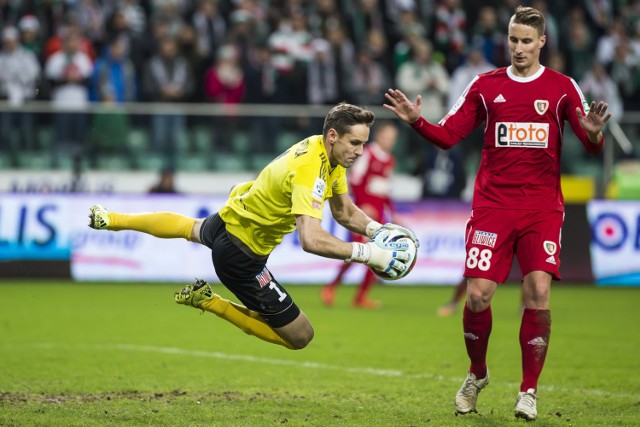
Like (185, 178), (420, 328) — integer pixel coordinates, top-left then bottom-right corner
(328, 124), (370, 168)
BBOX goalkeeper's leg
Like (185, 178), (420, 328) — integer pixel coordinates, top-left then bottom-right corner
(176, 280), (311, 349)
(175, 280), (294, 348)
(88, 205), (199, 242)
(203, 298), (312, 350)
(205, 294), (313, 350)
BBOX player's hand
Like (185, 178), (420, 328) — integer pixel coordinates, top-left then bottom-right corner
(576, 100), (611, 138)
(381, 223), (421, 248)
(383, 89), (422, 124)
(365, 243), (410, 278)
(365, 220), (383, 238)
(347, 242), (410, 278)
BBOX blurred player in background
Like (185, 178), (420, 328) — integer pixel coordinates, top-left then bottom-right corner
(436, 278), (468, 317)
(322, 121), (399, 309)
(148, 168), (179, 194)
(385, 6), (611, 421)
(88, 103), (417, 351)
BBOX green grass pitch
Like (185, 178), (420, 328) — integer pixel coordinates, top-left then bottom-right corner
(1, 280), (639, 426)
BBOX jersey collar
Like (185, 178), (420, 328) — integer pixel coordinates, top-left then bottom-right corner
(319, 135), (337, 171)
(370, 142), (391, 161)
(507, 65), (545, 83)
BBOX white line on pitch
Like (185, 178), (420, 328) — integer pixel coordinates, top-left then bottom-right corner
(10, 343), (640, 400)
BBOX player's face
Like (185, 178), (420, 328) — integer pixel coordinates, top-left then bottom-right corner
(376, 125), (398, 153)
(328, 124), (370, 168)
(508, 22), (546, 76)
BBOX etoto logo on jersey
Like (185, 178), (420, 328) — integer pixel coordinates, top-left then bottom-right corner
(495, 122), (549, 148)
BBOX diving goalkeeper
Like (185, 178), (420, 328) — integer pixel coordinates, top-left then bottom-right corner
(88, 102), (418, 350)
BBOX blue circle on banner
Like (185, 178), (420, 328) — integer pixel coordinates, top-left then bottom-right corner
(591, 213), (627, 250)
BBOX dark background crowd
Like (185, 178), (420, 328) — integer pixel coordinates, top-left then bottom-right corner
(0, 0), (639, 196)
(2, 0), (638, 107)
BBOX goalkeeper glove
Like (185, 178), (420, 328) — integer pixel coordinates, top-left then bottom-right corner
(371, 228), (410, 251)
(347, 242), (410, 278)
(365, 221), (383, 238)
(381, 223), (420, 248)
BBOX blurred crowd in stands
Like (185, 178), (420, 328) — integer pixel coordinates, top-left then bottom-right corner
(0, 0), (639, 188)
(0, 0), (637, 108)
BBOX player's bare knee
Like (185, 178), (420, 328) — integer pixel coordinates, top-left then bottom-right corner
(465, 278), (496, 311)
(291, 334), (313, 350)
(466, 288), (492, 310)
(289, 329), (314, 350)
(191, 219), (204, 243)
(531, 286), (549, 303)
(523, 276), (551, 308)
(524, 288), (550, 309)
(278, 314), (314, 349)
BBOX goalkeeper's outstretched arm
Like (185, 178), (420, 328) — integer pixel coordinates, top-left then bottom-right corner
(295, 214), (357, 260)
(328, 192), (382, 238)
(327, 192), (421, 249)
(294, 212), (409, 277)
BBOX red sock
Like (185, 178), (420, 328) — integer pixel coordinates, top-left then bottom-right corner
(353, 269), (377, 302)
(463, 304), (492, 379)
(328, 262), (352, 288)
(520, 308), (551, 392)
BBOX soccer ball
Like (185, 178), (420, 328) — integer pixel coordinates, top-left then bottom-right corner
(370, 229), (418, 281)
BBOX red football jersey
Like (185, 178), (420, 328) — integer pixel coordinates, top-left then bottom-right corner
(349, 142), (395, 221)
(411, 66), (604, 211)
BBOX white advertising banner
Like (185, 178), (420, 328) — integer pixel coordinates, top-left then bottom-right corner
(0, 194), (73, 260)
(587, 200), (640, 286)
(0, 194), (469, 285)
(71, 196), (224, 281)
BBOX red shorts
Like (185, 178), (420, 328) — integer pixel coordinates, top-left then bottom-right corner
(463, 208), (564, 283)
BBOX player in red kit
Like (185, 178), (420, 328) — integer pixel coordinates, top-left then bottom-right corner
(322, 121), (398, 309)
(384, 6), (611, 421)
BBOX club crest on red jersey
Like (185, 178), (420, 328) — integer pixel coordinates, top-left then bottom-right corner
(543, 240), (557, 255)
(535, 100), (549, 115)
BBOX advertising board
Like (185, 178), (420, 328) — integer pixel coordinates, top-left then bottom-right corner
(587, 200), (640, 285)
(0, 195), (469, 284)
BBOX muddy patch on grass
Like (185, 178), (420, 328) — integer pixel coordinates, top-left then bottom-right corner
(0, 389), (187, 404)
(0, 390), (297, 405)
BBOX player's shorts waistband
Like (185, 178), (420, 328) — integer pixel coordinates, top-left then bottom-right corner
(200, 214), (269, 262)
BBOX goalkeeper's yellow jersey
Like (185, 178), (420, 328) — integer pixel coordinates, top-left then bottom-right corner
(218, 135), (349, 256)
